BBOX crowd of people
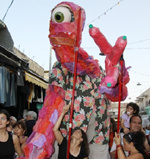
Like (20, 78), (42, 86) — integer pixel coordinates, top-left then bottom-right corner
(0, 109), (37, 158)
(110, 103), (150, 159)
(0, 102), (150, 159)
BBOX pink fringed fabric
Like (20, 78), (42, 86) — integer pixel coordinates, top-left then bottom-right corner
(23, 85), (65, 159)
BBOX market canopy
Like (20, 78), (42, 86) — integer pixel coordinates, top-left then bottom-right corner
(25, 71), (48, 89)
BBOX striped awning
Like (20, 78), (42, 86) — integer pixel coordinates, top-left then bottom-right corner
(25, 71), (48, 89)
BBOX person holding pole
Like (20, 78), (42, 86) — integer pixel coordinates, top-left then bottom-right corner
(114, 131), (149, 159)
(23, 2), (130, 158)
(53, 104), (89, 159)
(110, 115), (150, 158)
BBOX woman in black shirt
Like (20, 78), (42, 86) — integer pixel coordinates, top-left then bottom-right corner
(53, 105), (89, 159)
(0, 109), (23, 159)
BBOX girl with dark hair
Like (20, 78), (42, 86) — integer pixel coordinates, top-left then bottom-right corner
(0, 109), (23, 158)
(121, 102), (139, 134)
(115, 131), (149, 159)
(53, 105), (89, 159)
(13, 121), (28, 154)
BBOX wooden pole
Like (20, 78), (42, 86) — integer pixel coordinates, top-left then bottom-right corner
(67, 8), (82, 159)
(115, 55), (124, 159)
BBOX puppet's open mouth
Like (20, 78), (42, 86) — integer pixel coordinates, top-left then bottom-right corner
(49, 32), (76, 46)
(50, 36), (75, 46)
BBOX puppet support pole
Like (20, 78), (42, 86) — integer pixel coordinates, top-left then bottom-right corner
(117, 56), (124, 133)
(116, 55), (124, 159)
(67, 8), (82, 159)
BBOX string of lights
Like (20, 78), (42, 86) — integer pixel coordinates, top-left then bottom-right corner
(130, 81), (150, 84)
(86, 0), (125, 26)
(130, 70), (150, 77)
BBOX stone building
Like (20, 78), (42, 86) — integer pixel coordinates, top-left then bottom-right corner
(0, 20), (48, 119)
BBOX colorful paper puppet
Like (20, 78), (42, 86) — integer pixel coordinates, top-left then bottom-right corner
(22, 2), (129, 159)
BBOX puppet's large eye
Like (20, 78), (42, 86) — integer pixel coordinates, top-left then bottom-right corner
(51, 6), (74, 23)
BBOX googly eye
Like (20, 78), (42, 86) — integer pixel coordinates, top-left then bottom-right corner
(51, 6), (73, 23)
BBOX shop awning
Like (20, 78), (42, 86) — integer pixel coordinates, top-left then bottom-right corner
(25, 71), (48, 89)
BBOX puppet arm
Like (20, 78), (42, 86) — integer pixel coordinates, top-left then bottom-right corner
(23, 85), (65, 159)
(89, 25), (129, 101)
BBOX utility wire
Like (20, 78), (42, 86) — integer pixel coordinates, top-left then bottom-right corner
(126, 48), (150, 50)
(2, 0), (14, 22)
(83, 46), (150, 50)
(128, 39), (150, 44)
(83, 38), (150, 50)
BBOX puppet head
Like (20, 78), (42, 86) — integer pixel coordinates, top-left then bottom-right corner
(49, 2), (86, 47)
(48, 2), (100, 78)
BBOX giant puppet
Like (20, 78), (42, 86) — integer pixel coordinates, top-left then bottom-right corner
(23, 2), (129, 159)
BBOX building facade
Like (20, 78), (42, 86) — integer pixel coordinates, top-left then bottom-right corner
(0, 20), (48, 119)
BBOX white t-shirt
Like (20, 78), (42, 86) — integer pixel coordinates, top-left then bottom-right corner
(121, 113), (130, 128)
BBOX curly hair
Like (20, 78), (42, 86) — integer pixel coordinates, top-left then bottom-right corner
(123, 131), (149, 159)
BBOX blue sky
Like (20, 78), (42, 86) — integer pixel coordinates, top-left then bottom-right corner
(1, 0), (150, 103)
